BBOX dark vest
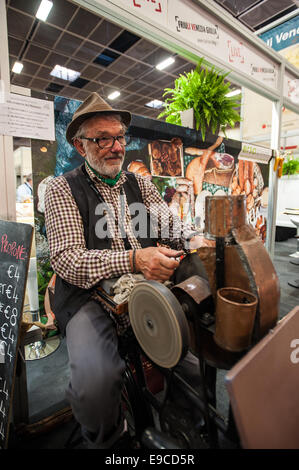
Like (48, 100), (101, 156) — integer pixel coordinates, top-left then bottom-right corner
(53, 164), (157, 334)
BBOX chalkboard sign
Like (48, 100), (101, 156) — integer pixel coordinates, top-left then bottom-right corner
(0, 219), (33, 449)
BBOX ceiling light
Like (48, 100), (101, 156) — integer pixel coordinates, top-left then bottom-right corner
(108, 91), (120, 100)
(50, 65), (80, 82)
(36, 0), (53, 21)
(226, 89), (242, 98)
(145, 99), (164, 109)
(156, 57), (175, 71)
(12, 62), (23, 74)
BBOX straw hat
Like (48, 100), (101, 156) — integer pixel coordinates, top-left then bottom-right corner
(66, 92), (131, 145)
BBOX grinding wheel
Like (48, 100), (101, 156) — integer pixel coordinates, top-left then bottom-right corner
(128, 281), (190, 368)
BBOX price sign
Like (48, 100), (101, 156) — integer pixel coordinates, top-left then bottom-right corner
(0, 220), (33, 449)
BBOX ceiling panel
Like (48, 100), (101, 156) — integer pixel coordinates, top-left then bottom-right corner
(23, 44), (49, 63)
(141, 69), (163, 83)
(66, 58), (86, 72)
(213, 0), (298, 30)
(9, 0), (41, 16)
(73, 89), (90, 101)
(32, 23), (62, 49)
(44, 52), (70, 68)
(59, 86), (78, 99)
(7, 0), (289, 121)
(54, 32), (83, 56)
(67, 7), (100, 37)
(83, 81), (103, 93)
(22, 60), (40, 75)
(175, 63), (195, 76)
(153, 75), (176, 89)
(11, 73), (32, 88)
(46, 0), (78, 29)
(238, 0), (296, 29)
(30, 77), (50, 90)
(126, 39), (158, 61)
(81, 64), (103, 80)
(109, 75), (130, 88)
(108, 55), (137, 72)
(38, 66), (52, 80)
(219, 0), (261, 16)
(6, 8), (35, 39)
(165, 57), (190, 74)
(8, 36), (23, 56)
(125, 62), (152, 79)
(125, 81), (147, 92)
(143, 48), (172, 66)
(89, 20), (122, 46)
(97, 69), (117, 83)
(74, 40), (102, 62)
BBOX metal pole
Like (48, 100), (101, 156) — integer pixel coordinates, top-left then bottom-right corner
(0, 0), (16, 221)
(265, 62), (284, 257)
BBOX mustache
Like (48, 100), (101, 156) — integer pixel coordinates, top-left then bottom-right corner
(104, 154), (124, 160)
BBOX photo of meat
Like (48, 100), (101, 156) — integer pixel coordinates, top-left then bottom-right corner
(127, 160), (152, 179)
(184, 136), (235, 195)
(149, 138), (184, 177)
(229, 159), (268, 242)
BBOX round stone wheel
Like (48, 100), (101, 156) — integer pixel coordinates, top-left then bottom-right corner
(128, 281), (190, 368)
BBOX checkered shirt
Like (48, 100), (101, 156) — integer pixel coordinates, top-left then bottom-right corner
(44, 162), (196, 289)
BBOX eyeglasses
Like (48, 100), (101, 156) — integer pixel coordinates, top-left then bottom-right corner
(79, 135), (130, 149)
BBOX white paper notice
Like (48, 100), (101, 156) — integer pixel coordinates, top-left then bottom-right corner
(0, 93), (55, 141)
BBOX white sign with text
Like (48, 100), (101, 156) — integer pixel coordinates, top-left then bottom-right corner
(167, 0), (278, 90)
(0, 93), (55, 141)
(103, 0), (280, 91)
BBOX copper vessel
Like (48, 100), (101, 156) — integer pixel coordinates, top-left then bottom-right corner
(204, 195), (246, 240)
(197, 195), (280, 346)
(214, 287), (258, 352)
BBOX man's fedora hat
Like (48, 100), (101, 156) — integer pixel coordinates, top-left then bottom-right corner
(66, 92), (131, 145)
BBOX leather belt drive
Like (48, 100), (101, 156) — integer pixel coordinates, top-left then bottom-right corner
(128, 281), (190, 368)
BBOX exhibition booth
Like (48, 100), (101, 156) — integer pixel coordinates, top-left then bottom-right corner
(0, 0), (298, 451)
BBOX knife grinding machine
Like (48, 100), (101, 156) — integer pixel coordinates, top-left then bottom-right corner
(95, 194), (280, 448)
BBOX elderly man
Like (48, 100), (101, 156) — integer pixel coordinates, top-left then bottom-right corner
(44, 92), (209, 449)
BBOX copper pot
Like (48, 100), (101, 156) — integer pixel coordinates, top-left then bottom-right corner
(214, 287), (258, 352)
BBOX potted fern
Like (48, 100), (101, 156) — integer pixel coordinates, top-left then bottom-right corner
(282, 154), (299, 176)
(158, 58), (241, 140)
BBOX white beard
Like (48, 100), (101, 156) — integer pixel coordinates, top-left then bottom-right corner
(86, 149), (125, 178)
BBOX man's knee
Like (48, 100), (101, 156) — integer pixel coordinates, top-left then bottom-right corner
(67, 361), (125, 430)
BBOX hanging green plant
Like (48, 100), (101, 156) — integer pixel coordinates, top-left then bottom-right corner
(158, 58), (241, 141)
(282, 154), (299, 176)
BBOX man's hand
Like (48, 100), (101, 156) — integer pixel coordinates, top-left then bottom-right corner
(135, 246), (183, 281)
(187, 235), (216, 250)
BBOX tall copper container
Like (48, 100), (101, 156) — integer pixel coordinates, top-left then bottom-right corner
(204, 195), (246, 240)
(198, 194), (279, 342)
